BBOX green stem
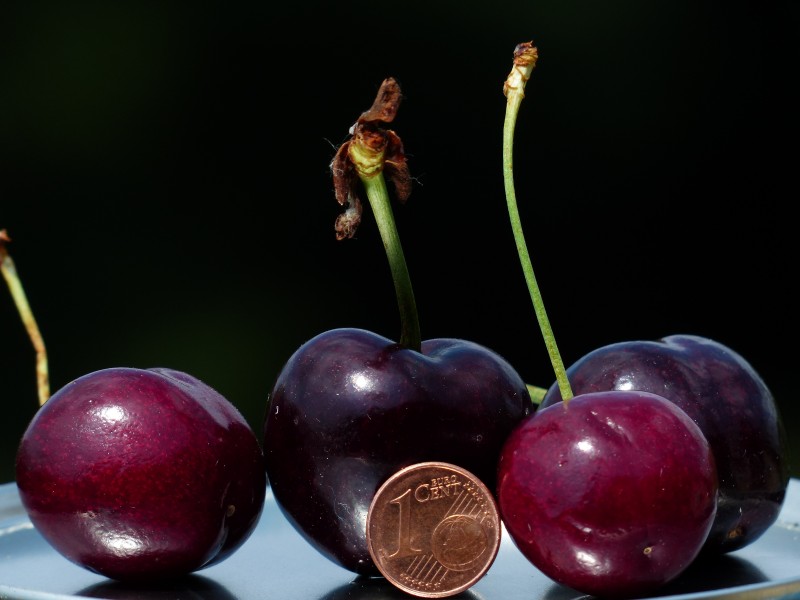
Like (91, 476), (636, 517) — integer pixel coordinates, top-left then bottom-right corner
(1, 230), (50, 406)
(358, 172), (422, 351)
(502, 43), (573, 404)
(527, 384), (548, 405)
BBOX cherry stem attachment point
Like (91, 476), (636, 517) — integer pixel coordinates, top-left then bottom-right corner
(502, 42), (573, 404)
(1, 230), (50, 406)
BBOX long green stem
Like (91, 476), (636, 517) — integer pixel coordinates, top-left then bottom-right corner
(1, 230), (50, 406)
(502, 43), (573, 403)
(359, 172), (422, 352)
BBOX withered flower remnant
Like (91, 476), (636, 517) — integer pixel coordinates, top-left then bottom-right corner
(331, 77), (412, 240)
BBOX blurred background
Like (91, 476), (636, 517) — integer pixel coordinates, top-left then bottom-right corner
(1, 0), (797, 483)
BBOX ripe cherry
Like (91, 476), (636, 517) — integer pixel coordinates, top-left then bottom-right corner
(539, 334), (790, 554)
(263, 78), (531, 575)
(265, 327), (530, 574)
(16, 367), (266, 582)
(495, 42), (723, 597)
(497, 390), (718, 598)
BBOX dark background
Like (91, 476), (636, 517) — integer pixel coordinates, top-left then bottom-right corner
(1, 0), (797, 483)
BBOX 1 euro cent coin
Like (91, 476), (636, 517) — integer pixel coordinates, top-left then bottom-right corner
(366, 462), (501, 598)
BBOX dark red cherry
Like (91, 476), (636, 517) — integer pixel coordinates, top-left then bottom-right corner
(16, 367), (266, 582)
(497, 390), (719, 598)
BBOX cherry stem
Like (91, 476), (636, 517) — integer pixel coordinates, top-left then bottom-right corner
(1, 230), (50, 406)
(357, 171), (422, 352)
(527, 384), (547, 405)
(502, 43), (573, 404)
(337, 79), (421, 352)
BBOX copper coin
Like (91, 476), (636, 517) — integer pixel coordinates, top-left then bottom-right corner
(366, 462), (501, 598)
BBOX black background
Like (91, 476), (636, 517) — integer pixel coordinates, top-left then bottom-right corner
(1, 0), (797, 483)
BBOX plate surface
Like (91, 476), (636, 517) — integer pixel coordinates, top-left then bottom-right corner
(1, 479), (799, 600)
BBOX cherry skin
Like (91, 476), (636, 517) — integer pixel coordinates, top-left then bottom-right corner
(497, 390), (718, 599)
(263, 327), (531, 575)
(16, 367), (267, 582)
(540, 334), (789, 554)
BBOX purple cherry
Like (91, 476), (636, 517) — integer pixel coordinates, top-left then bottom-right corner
(263, 326), (530, 575)
(261, 79), (531, 575)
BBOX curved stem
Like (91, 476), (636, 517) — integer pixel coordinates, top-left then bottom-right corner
(359, 172), (422, 352)
(1, 230), (50, 406)
(502, 43), (573, 404)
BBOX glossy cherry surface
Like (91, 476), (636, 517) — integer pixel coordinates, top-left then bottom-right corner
(497, 390), (719, 598)
(263, 327), (531, 575)
(16, 367), (267, 582)
(540, 334), (789, 554)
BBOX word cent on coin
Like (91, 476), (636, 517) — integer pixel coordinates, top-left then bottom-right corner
(366, 462), (501, 598)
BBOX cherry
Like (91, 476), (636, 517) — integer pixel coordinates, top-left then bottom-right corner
(497, 391), (718, 598)
(15, 367), (267, 582)
(5, 232), (266, 582)
(263, 78), (531, 575)
(265, 327), (529, 575)
(494, 42), (721, 597)
(539, 334), (790, 554)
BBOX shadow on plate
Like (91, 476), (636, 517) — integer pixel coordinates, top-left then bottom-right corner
(540, 555), (768, 600)
(75, 574), (237, 600)
(651, 553), (768, 597)
(317, 576), (483, 600)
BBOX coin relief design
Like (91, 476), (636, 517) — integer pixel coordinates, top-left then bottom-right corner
(366, 462), (501, 598)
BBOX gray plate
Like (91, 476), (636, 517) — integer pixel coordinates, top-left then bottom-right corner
(1, 480), (799, 600)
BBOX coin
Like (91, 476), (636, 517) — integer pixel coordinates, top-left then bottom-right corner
(366, 462), (501, 598)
